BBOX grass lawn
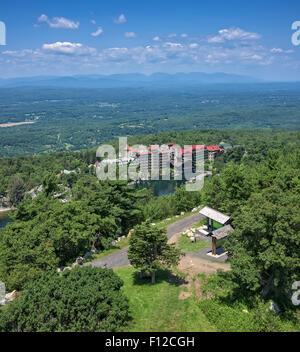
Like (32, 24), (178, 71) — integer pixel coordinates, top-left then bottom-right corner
(114, 266), (216, 332)
(178, 235), (210, 252)
(192, 219), (206, 228)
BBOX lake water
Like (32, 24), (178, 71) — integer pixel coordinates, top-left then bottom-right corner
(133, 180), (185, 197)
(0, 212), (11, 228)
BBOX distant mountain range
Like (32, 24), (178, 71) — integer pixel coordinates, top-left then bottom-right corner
(0, 72), (261, 88)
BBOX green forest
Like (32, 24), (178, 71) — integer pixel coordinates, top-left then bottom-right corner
(0, 128), (299, 332)
(1, 84), (300, 157)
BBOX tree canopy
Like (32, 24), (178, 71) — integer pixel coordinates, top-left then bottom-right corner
(0, 179), (145, 291)
(0, 266), (130, 332)
(128, 221), (183, 284)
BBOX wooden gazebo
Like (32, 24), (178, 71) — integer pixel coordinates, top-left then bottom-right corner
(199, 206), (233, 256)
(211, 225), (233, 256)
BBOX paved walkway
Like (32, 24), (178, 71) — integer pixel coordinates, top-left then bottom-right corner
(189, 247), (229, 262)
(88, 213), (205, 269)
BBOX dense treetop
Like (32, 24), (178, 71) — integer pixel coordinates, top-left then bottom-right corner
(0, 85), (300, 157)
(0, 266), (130, 332)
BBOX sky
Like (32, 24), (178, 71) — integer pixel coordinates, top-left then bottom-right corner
(0, 0), (300, 80)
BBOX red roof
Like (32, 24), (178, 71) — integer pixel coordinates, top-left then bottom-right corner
(126, 143), (223, 155)
(207, 145), (222, 152)
(149, 146), (159, 151)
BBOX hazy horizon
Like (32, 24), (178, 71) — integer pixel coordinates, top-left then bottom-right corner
(1, 1), (300, 80)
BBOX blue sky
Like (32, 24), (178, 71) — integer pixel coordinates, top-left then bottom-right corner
(0, 0), (300, 80)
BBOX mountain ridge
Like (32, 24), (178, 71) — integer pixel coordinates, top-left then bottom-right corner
(0, 72), (261, 88)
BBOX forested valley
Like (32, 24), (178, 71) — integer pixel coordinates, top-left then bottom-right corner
(1, 84), (300, 157)
(0, 128), (299, 331)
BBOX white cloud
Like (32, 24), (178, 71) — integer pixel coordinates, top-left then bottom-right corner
(153, 36), (161, 41)
(271, 48), (283, 53)
(2, 49), (34, 57)
(271, 47), (294, 54)
(2, 25), (295, 76)
(181, 33), (188, 38)
(90, 19), (96, 25)
(38, 14), (79, 29)
(125, 32), (137, 38)
(91, 27), (103, 37)
(164, 42), (183, 48)
(114, 14), (127, 24)
(168, 33), (177, 38)
(208, 27), (261, 43)
(42, 42), (96, 55)
(251, 54), (263, 60)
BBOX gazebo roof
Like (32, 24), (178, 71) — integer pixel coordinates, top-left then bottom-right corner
(211, 225), (234, 240)
(199, 206), (231, 225)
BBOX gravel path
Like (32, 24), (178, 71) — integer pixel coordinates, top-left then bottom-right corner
(88, 213), (205, 269)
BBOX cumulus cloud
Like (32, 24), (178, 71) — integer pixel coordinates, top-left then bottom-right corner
(125, 32), (137, 38)
(38, 14), (80, 29)
(208, 27), (260, 43)
(271, 48), (284, 53)
(42, 42), (96, 55)
(163, 42), (183, 48)
(90, 19), (96, 25)
(1, 25), (295, 76)
(91, 27), (103, 37)
(251, 54), (263, 60)
(4, 39), (271, 68)
(114, 14), (127, 24)
(271, 47), (294, 54)
(2, 49), (34, 57)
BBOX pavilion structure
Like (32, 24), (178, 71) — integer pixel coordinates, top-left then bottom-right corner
(199, 206), (233, 256)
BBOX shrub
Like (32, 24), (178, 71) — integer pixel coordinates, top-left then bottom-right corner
(0, 266), (130, 332)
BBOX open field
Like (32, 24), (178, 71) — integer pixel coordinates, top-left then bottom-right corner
(0, 121), (36, 128)
(177, 235), (209, 252)
(1, 85), (300, 157)
(114, 266), (216, 332)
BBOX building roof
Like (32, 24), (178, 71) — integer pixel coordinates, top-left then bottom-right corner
(149, 146), (159, 151)
(219, 142), (233, 150)
(211, 225), (234, 240)
(207, 145), (222, 152)
(193, 144), (206, 150)
(199, 206), (231, 225)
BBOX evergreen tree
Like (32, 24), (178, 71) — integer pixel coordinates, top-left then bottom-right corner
(8, 176), (25, 206)
(128, 221), (183, 284)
